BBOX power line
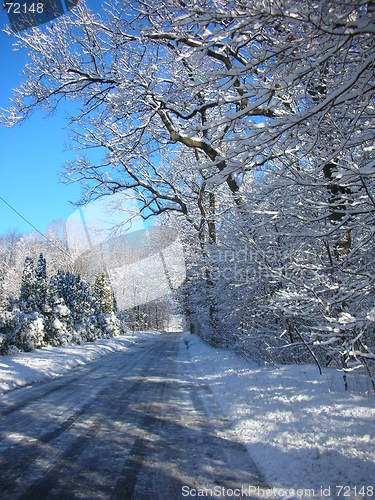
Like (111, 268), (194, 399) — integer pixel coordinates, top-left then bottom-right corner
(0, 194), (70, 256)
(0, 194), (49, 241)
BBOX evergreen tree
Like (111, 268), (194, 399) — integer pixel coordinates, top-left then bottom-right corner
(19, 257), (35, 307)
(45, 296), (73, 346)
(49, 270), (78, 315)
(46, 274), (73, 345)
(34, 253), (47, 311)
(6, 255), (47, 352)
(2, 253), (122, 353)
(94, 273), (119, 337)
(74, 276), (92, 319)
(112, 290), (118, 313)
(94, 273), (114, 314)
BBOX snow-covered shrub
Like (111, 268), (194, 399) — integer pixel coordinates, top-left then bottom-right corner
(74, 315), (102, 343)
(0, 305), (20, 354)
(0, 249), (124, 355)
(98, 312), (120, 338)
(0, 302), (45, 353)
(17, 312), (45, 352)
(45, 298), (73, 346)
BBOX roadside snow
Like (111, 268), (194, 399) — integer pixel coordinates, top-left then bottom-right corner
(0, 331), (158, 394)
(179, 334), (375, 498)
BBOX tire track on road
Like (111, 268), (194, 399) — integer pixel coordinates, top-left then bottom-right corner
(0, 342), (160, 499)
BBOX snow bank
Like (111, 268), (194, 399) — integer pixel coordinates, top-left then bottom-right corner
(0, 331), (157, 394)
(179, 334), (375, 497)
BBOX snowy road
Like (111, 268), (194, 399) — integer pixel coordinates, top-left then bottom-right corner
(0, 333), (267, 499)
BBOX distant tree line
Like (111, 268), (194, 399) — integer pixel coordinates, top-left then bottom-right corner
(126, 298), (172, 334)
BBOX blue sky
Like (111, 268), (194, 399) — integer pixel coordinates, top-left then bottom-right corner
(0, 3), (98, 236)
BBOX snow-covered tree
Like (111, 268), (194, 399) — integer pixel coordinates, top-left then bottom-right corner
(45, 295), (73, 346)
(94, 273), (119, 337)
(0, 236), (123, 352)
(94, 273), (114, 314)
(34, 253), (47, 311)
(19, 256), (36, 308)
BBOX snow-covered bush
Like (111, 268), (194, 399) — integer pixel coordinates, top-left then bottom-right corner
(74, 315), (102, 343)
(45, 298), (73, 346)
(0, 302), (45, 354)
(0, 252), (124, 354)
(98, 312), (120, 338)
(17, 312), (45, 352)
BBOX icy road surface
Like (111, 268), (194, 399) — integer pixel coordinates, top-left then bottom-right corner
(0, 333), (267, 499)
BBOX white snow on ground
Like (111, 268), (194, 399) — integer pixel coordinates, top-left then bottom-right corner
(179, 333), (375, 499)
(0, 331), (159, 394)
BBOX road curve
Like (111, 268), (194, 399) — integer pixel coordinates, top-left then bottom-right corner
(0, 333), (267, 499)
